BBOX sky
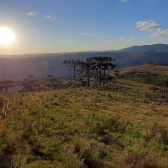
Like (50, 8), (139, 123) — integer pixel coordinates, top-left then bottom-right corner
(0, 0), (168, 55)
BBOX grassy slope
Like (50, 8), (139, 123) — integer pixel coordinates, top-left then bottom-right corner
(119, 64), (168, 76)
(115, 79), (154, 92)
(1, 84), (168, 167)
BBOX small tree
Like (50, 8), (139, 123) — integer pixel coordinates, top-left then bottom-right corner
(0, 80), (14, 93)
(46, 75), (62, 90)
(21, 78), (30, 92)
(61, 59), (82, 79)
(29, 75), (35, 91)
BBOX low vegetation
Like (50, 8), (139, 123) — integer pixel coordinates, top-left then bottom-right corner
(1, 83), (168, 167)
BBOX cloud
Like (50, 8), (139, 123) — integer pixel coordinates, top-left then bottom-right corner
(108, 34), (111, 37)
(52, 17), (57, 20)
(119, 36), (135, 40)
(149, 29), (168, 37)
(92, 33), (95, 36)
(43, 15), (57, 20)
(136, 20), (161, 31)
(27, 12), (39, 16)
(44, 15), (51, 19)
(65, 38), (76, 41)
(70, 38), (75, 41)
(81, 33), (88, 35)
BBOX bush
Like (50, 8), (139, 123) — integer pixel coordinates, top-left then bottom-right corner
(165, 96), (168, 102)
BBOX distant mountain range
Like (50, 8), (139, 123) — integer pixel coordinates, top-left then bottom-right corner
(116, 44), (168, 53)
(0, 44), (168, 79)
(1, 44), (168, 58)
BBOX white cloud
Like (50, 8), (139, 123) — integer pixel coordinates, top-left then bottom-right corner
(119, 36), (135, 40)
(149, 29), (168, 37)
(70, 38), (75, 41)
(108, 34), (111, 37)
(44, 15), (51, 19)
(27, 12), (39, 16)
(52, 17), (57, 20)
(136, 20), (161, 31)
(92, 33), (95, 36)
(43, 15), (57, 20)
(65, 38), (76, 41)
(81, 33), (88, 35)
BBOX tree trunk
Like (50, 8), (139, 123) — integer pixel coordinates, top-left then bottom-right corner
(100, 65), (101, 85)
(103, 66), (105, 87)
(74, 66), (76, 84)
(87, 68), (90, 87)
(74, 66), (76, 79)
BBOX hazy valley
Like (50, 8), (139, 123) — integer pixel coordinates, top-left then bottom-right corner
(1, 44), (168, 79)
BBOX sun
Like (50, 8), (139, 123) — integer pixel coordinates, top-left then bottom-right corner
(0, 27), (15, 45)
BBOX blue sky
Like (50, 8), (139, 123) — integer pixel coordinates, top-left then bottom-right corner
(0, 0), (168, 55)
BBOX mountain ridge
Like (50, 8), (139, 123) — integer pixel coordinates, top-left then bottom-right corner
(1, 44), (168, 58)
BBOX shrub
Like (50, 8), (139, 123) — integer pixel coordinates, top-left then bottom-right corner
(165, 96), (168, 102)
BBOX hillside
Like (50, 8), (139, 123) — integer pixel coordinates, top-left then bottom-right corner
(1, 85), (168, 167)
(119, 64), (168, 76)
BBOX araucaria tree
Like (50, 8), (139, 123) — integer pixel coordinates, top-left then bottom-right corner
(78, 59), (96, 87)
(86, 56), (117, 86)
(61, 59), (82, 79)
(61, 56), (118, 87)
(0, 80), (14, 93)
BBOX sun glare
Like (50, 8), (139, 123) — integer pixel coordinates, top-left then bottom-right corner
(0, 27), (15, 45)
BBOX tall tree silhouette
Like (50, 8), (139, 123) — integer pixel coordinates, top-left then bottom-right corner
(78, 59), (96, 87)
(86, 56), (117, 86)
(61, 59), (82, 79)
(0, 80), (14, 93)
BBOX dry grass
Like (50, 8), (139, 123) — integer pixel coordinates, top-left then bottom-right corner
(0, 84), (168, 167)
(119, 64), (168, 76)
(115, 79), (154, 92)
(0, 119), (7, 138)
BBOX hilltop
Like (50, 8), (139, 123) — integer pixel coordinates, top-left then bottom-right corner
(119, 64), (168, 76)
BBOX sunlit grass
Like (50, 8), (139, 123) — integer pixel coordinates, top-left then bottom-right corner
(1, 85), (168, 167)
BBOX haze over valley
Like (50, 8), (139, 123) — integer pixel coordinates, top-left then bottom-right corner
(1, 44), (168, 78)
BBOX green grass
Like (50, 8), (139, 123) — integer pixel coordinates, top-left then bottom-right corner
(1, 85), (168, 167)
